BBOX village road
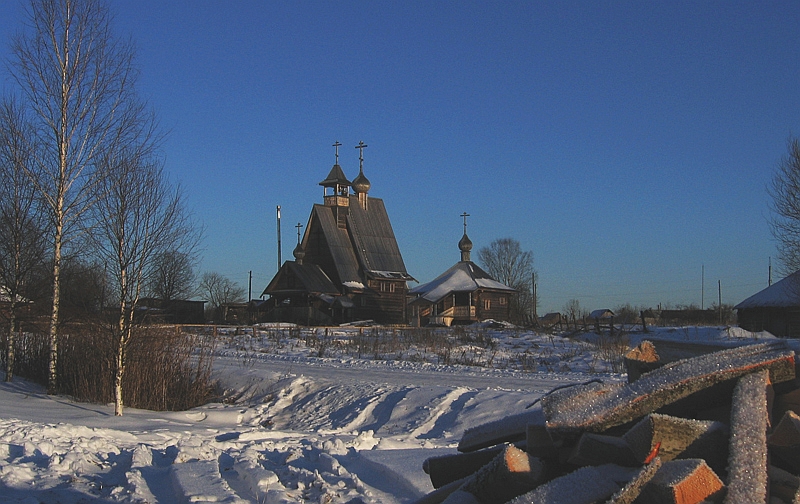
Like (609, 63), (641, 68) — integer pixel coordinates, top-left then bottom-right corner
(213, 352), (611, 396)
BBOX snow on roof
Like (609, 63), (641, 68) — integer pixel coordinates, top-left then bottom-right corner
(589, 309), (614, 320)
(408, 261), (515, 304)
(735, 270), (800, 309)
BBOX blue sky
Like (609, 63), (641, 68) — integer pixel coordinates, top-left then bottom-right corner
(1, 1), (798, 314)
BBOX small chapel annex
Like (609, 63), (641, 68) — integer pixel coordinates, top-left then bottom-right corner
(262, 142), (415, 325)
(408, 216), (517, 326)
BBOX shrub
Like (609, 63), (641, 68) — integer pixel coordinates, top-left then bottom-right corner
(1, 322), (217, 411)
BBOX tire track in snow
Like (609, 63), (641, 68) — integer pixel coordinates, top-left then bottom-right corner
(408, 387), (473, 439)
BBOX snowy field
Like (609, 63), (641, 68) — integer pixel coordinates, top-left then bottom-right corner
(0, 324), (779, 503)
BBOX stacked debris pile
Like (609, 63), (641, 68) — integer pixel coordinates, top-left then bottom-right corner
(414, 340), (800, 504)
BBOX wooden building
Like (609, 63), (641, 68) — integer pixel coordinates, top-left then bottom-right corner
(263, 143), (414, 325)
(135, 298), (206, 324)
(735, 271), (800, 337)
(408, 226), (516, 326)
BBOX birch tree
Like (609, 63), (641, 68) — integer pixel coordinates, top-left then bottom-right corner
(8, 0), (143, 393)
(92, 146), (197, 415)
(0, 98), (47, 382)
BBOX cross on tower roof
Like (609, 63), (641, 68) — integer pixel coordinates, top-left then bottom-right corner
(295, 222), (303, 244)
(355, 141), (368, 171)
(332, 141), (342, 164)
(461, 212), (470, 234)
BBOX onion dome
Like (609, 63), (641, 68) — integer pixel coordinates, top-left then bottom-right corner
(459, 233), (473, 262)
(293, 242), (306, 264)
(459, 233), (473, 253)
(352, 167), (371, 194)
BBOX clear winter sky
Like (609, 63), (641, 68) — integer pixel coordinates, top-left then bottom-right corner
(0, 1), (798, 315)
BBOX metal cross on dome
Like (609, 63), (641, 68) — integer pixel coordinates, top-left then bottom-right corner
(332, 141), (342, 164)
(355, 141), (368, 170)
(295, 222), (303, 244)
(461, 212), (470, 234)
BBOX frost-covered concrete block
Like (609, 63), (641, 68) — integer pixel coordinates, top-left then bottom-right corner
(773, 386), (800, 421)
(638, 458), (724, 504)
(543, 341), (794, 437)
(622, 413), (728, 474)
(170, 460), (247, 504)
(423, 445), (505, 489)
(412, 476), (470, 504)
(768, 410), (800, 474)
(724, 369), (770, 504)
(566, 432), (637, 467)
(623, 338), (739, 383)
(440, 489), (481, 504)
(458, 405), (543, 453)
(769, 465), (800, 504)
(509, 463), (631, 504)
(605, 457), (662, 504)
(454, 444), (544, 504)
(526, 422), (559, 459)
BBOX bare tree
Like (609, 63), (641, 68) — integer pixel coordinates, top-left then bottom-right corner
(199, 272), (246, 321)
(477, 238), (537, 324)
(770, 137), (800, 277)
(0, 98), (47, 382)
(563, 298), (584, 328)
(91, 146), (198, 415)
(8, 0), (147, 393)
(146, 250), (197, 302)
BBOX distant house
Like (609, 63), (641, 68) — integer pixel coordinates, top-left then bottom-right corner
(136, 298), (206, 325)
(263, 144), (414, 325)
(539, 312), (564, 330)
(408, 228), (516, 326)
(589, 309), (614, 321)
(735, 271), (800, 337)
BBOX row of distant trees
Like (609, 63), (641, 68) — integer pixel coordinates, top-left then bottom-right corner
(0, 0), (243, 416)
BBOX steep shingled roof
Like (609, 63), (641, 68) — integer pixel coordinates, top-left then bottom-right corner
(262, 261), (339, 297)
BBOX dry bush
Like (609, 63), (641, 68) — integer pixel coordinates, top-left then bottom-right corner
(595, 331), (630, 373)
(1, 322), (217, 411)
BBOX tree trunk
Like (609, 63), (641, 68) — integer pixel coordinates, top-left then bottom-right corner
(47, 217), (63, 394)
(114, 271), (130, 416)
(5, 305), (15, 382)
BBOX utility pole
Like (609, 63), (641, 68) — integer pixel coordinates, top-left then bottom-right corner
(248, 271), (252, 302)
(769, 257), (773, 286)
(276, 205), (282, 271)
(701, 264), (704, 310)
(718, 279), (722, 324)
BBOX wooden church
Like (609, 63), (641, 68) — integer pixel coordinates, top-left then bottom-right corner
(262, 142), (415, 325)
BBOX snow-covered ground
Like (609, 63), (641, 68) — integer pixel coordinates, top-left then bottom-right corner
(0, 324), (779, 503)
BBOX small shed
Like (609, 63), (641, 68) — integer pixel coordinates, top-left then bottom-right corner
(735, 271), (800, 337)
